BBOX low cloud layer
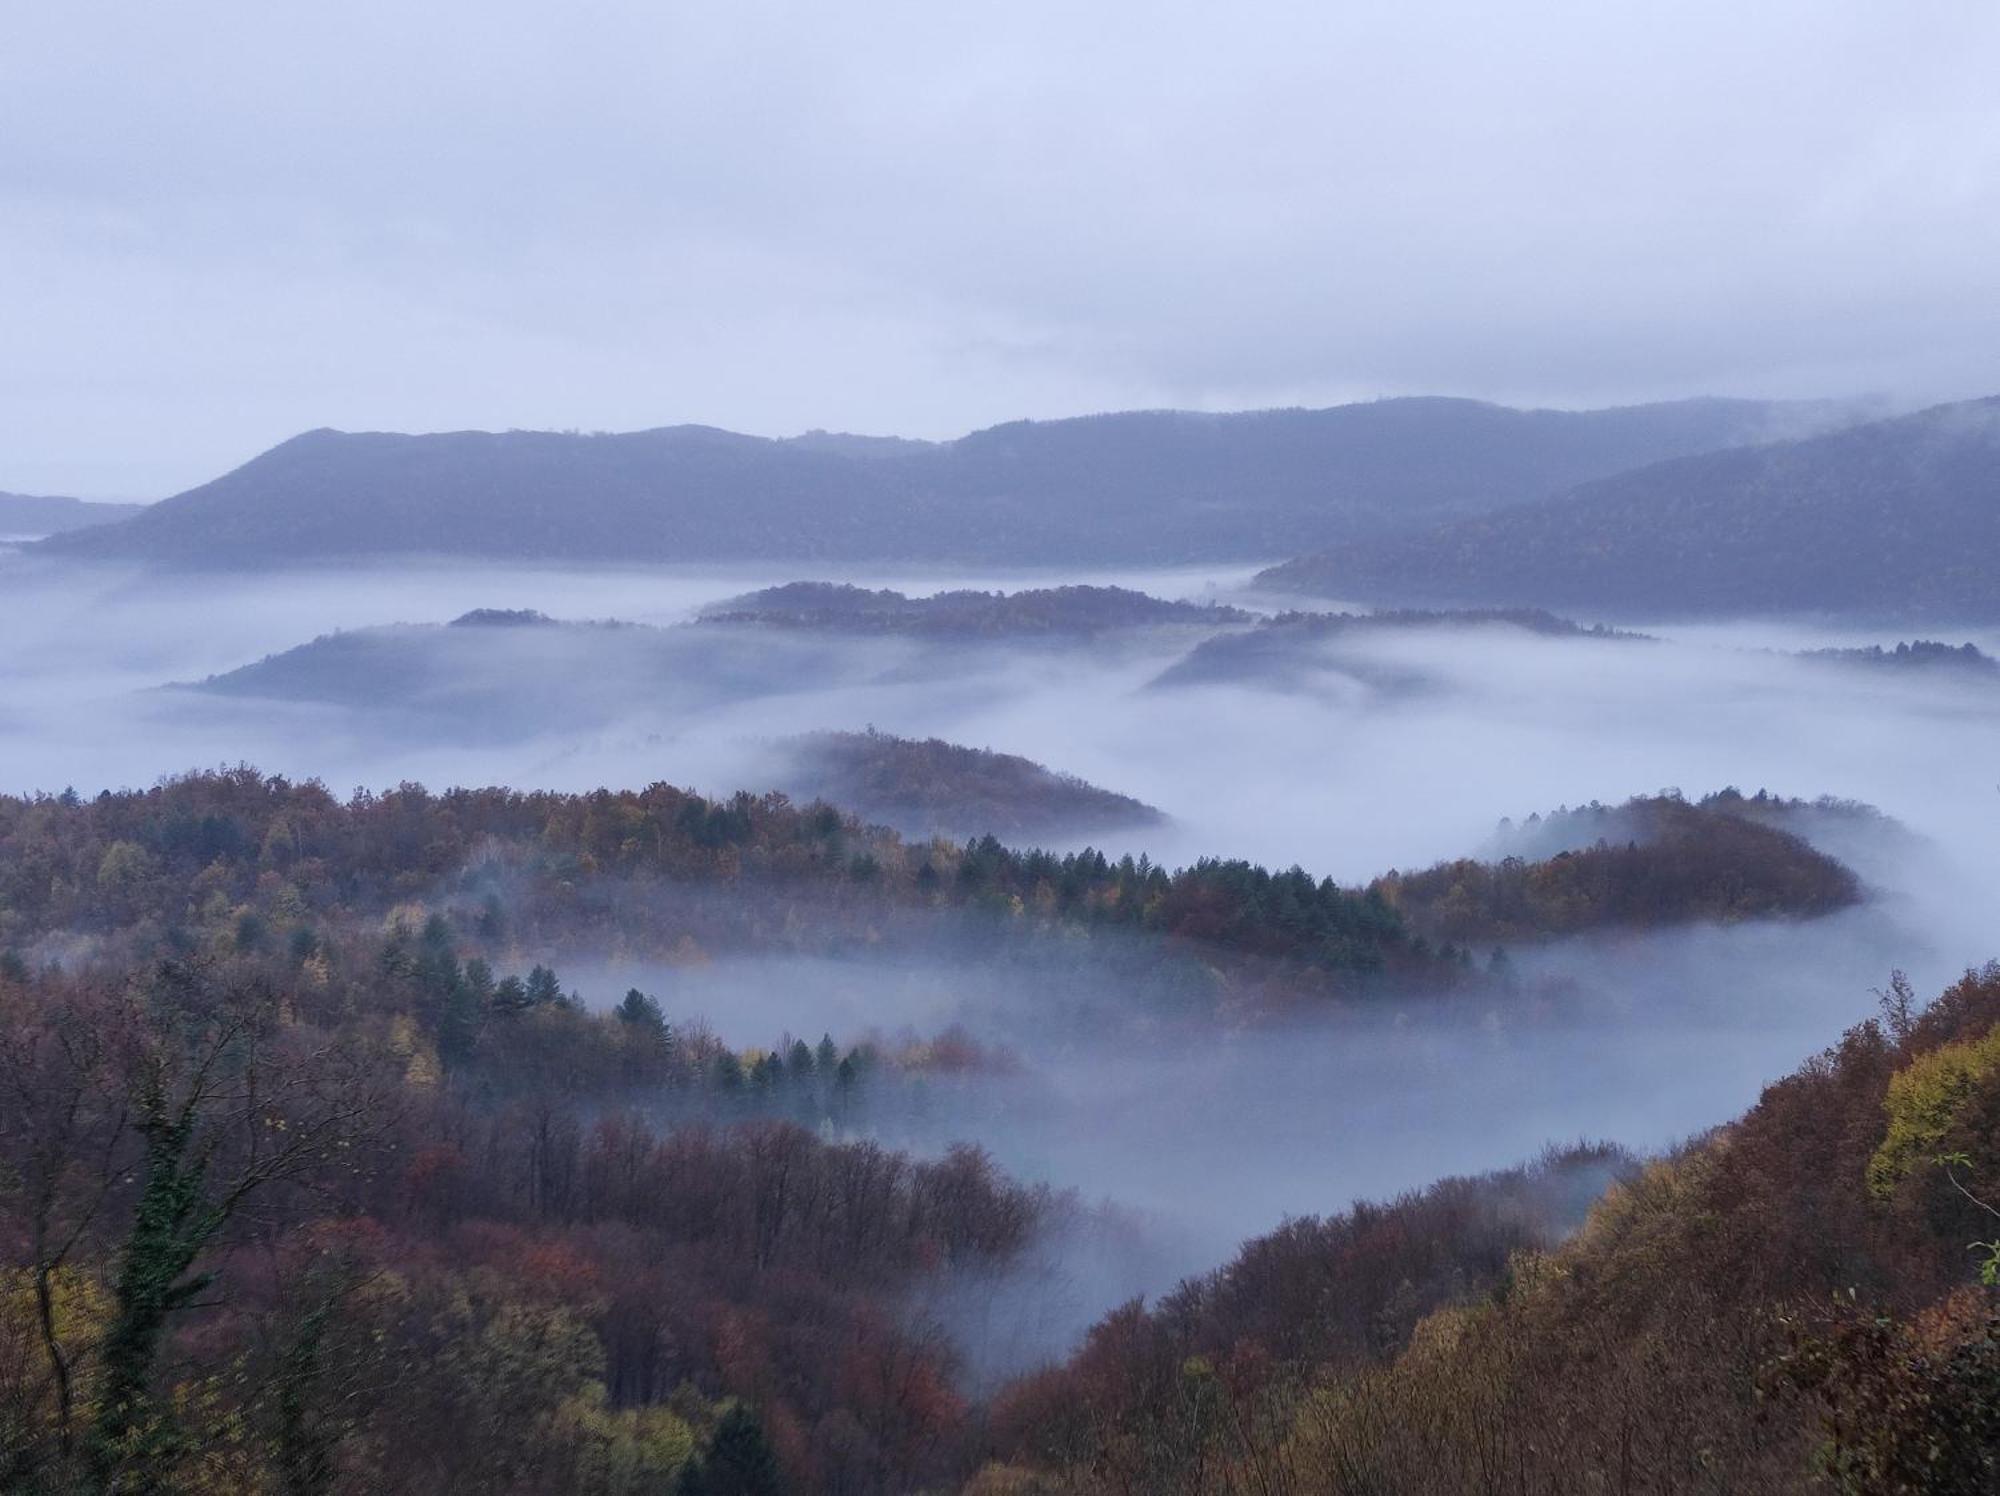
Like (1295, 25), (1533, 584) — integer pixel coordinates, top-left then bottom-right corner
(6, 553), (2000, 1361)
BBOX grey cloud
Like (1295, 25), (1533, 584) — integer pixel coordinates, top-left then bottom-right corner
(3, 1), (1999, 494)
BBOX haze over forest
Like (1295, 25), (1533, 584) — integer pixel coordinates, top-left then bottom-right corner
(6, 3), (2000, 1492)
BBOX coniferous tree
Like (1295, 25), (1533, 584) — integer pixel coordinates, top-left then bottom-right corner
(616, 988), (666, 1030)
(680, 1403), (784, 1496)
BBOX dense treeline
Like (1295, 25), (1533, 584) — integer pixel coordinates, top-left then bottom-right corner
(1799, 639), (2000, 676)
(1377, 794), (1862, 945)
(0, 770), (1441, 1012)
(977, 966), (2000, 1493)
(0, 940), (1053, 1493)
(699, 583), (1249, 637)
(0, 774), (1866, 1027)
(986, 1143), (1636, 1489)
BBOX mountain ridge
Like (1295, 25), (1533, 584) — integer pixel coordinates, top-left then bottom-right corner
(36, 395), (1864, 568)
(0, 491), (147, 537)
(1257, 395), (2000, 620)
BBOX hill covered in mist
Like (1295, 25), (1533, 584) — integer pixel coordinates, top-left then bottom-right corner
(35, 396), (1847, 567)
(771, 730), (1165, 842)
(173, 586), (1249, 739)
(701, 581), (1247, 635)
(1150, 607), (1642, 693)
(1259, 396), (2000, 620)
(0, 491), (145, 537)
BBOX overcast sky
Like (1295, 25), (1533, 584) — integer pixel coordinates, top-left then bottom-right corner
(5, 1), (1999, 497)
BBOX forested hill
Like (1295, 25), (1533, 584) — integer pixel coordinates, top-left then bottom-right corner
(1150, 607), (1640, 690)
(34, 396), (1847, 567)
(985, 963), (2000, 1492)
(700, 581), (1247, 634)
(0, 491), (146, 536)
(1257, 396), (2000, 620)
(772, 730), (1165, 841)
(0, 773), (1865, 1026)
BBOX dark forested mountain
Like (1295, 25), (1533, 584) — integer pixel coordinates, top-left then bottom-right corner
(1151, 607), (1641, 692)
(0, 490), (146, 537)
(1258, 396), (2000, 620)
(771, 730), (1165, 842)
(34, 397), (1848, 567)
(701, 581), (1249, 635)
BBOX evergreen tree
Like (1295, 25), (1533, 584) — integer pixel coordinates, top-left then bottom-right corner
(492, 975), (531, 1015)
(616, 988), (666, 1030)
(680, 1403), (784, 1496)
(713, 1052), (744, 1092)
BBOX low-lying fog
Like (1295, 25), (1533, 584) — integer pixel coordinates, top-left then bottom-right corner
(5, 550), (2000, 1339)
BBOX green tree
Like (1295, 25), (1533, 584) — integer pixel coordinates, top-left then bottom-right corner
(680, 1402), (784, 1496)
(616, 989), (666, 1031)
(85, 964), (381, 1487)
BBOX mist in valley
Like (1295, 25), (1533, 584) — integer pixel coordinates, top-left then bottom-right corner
(5, 548), (1997, 1376)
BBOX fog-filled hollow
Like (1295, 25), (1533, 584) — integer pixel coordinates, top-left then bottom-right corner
(6, 552), (2000, 1369)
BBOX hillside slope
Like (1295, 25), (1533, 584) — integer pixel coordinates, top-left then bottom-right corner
(771, 730), (1165, 842)
(0, 491), (146, 536)
(986, 963), (2000, 1493)
(1258, 397), (2000, 620)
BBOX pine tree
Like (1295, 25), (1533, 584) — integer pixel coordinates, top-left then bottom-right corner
(681, 1403), (784, 1496)
(617, 988), (666, 1030)
(525, 965), (563, 1008)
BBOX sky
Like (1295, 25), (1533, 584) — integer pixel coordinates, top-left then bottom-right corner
(5, 0), (2000, 498)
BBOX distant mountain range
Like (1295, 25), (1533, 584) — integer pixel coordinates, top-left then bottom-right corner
(35, 396), (1852, 567)
(0, 492), (145, 537)
(1258, 397), (2000, 620)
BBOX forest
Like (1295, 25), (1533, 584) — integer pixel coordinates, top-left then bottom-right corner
(0, 767), (1956, 1491)
(975, 964), (2000, 1493)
